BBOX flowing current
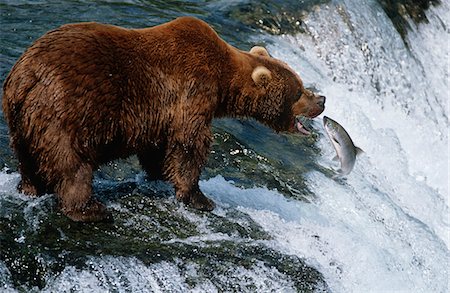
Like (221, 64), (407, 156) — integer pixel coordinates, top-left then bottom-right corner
(0, 1), (448, 292)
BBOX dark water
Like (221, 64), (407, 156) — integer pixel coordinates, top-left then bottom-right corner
(1, 0), (448, 292)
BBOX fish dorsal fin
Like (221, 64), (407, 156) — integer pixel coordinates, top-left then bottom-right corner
(355, 147), (364, 156)
(332, 155), (339, 161)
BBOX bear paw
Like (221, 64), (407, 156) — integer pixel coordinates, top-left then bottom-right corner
(17, 179), (47, 197)
(177, 190), (216, 211)
(18, 180), (39, 196)
(63, 199), (113, 222)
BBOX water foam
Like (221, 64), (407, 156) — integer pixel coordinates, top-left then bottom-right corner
(41, 256), (297, 292)
(201, 174), (449, 293)
(0, 171), (20, 195)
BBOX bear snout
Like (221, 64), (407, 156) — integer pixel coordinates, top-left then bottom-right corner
(317, 95), (326, 109)
(311, 94), (326, 117)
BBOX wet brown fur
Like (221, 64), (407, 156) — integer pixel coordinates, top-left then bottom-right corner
(2, 17), (325, 222)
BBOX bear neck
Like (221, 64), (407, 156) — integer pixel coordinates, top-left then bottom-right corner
(216, 51), (264, 117)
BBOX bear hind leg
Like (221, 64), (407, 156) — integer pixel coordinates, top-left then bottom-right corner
(38, 140), (111, 222)
(55, 162), (111, 222)
(14, 141), (48, 196)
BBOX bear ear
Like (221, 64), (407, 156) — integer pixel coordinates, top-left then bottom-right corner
(252, 66), (272, 87)
(249, 46), (270, 57)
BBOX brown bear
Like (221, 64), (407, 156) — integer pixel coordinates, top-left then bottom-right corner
(2, 17), (325, 222)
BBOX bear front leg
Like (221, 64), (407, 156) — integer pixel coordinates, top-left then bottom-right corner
(165, 132), (215, 211)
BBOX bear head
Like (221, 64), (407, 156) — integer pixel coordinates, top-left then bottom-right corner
(246, 46), (325, 135)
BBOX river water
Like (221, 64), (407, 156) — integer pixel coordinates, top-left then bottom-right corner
(0, 0), (448, 292)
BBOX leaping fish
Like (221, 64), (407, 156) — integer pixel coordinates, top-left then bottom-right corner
(323, 116), (363, 177)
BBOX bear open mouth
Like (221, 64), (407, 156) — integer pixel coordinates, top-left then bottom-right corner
(295, 116), (312, 136)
